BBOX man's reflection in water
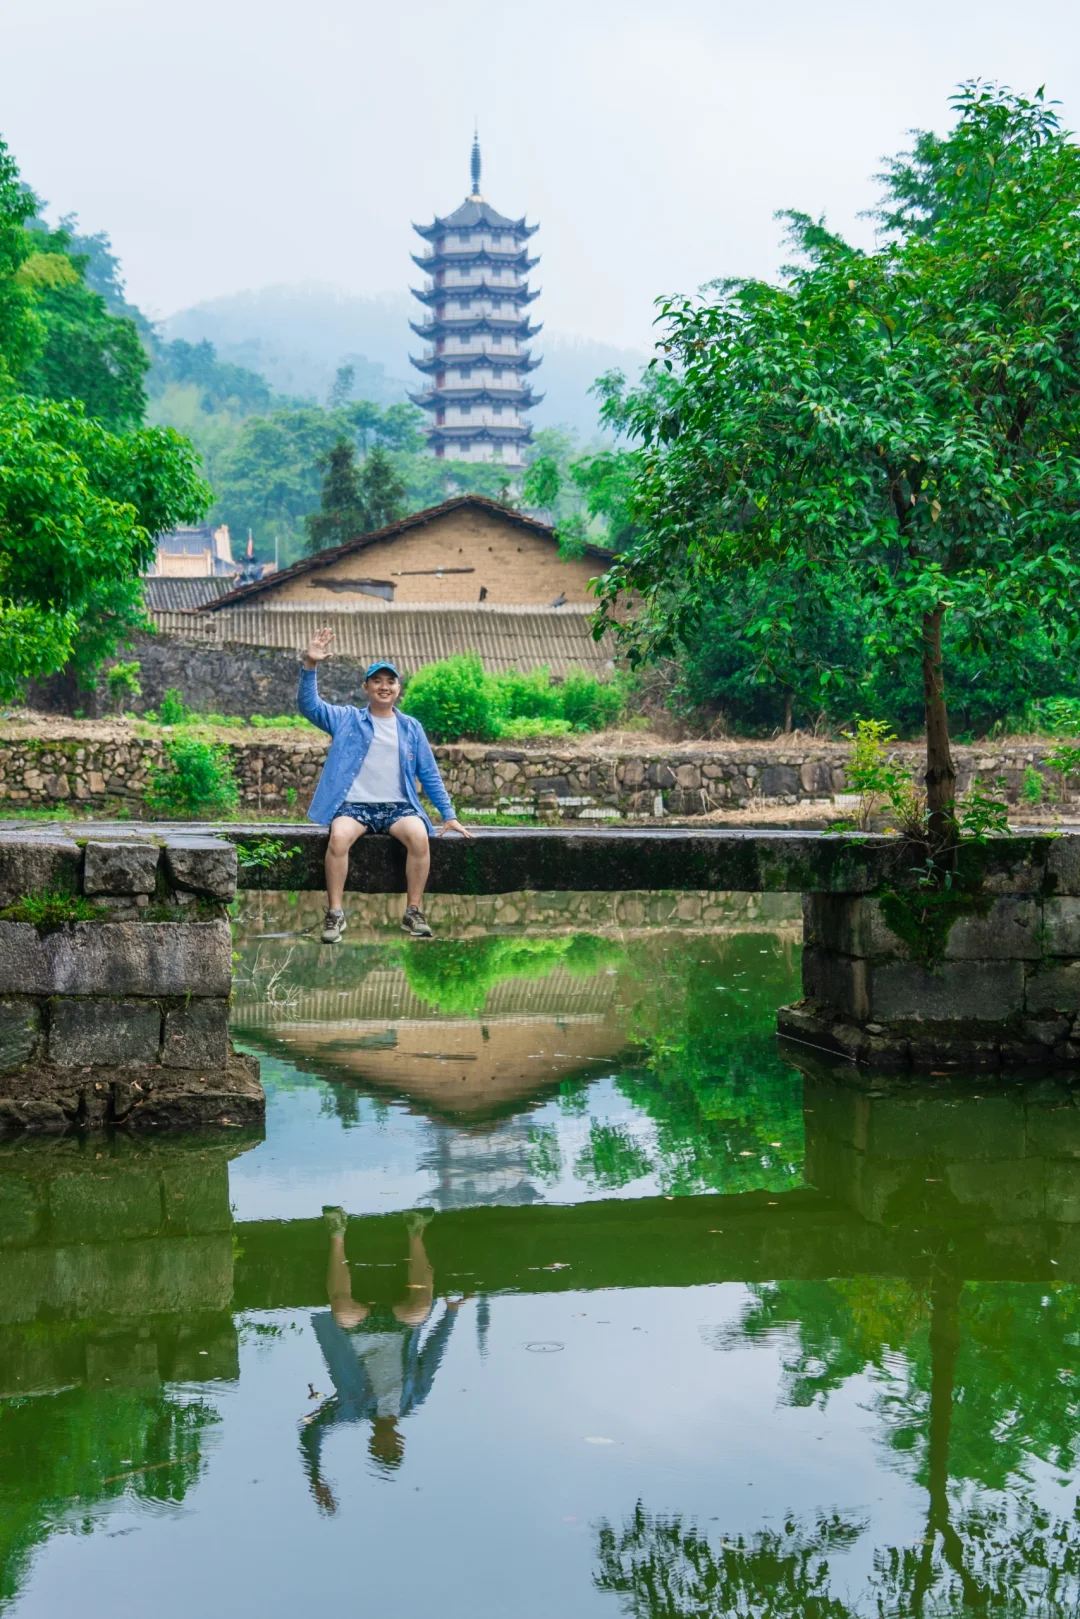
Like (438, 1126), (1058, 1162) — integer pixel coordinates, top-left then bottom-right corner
(301, 1206), (462, 1508)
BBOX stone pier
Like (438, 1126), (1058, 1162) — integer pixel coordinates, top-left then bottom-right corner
(779, 835), (1080, 1069)
(0, 830), (263, 1131)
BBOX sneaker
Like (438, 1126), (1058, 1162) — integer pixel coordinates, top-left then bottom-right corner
(401, 905), (433, 938)
(321, 907), (346, 944)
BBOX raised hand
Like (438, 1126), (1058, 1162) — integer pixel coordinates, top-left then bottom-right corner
(304, 626), (335, 668)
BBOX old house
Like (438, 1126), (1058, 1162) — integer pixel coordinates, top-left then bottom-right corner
(201, 495), (610, 612)
(128, 497), (618, 714)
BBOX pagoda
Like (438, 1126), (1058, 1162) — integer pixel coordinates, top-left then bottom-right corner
(410, 136), (541, 470)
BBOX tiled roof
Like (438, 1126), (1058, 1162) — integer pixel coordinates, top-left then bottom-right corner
(141, 577), (237, 611)
(202, 495), (613, 613)
(147, 601), (615, 678)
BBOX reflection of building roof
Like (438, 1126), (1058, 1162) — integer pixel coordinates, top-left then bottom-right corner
(239, 1007), (626, 1122)
(141, 577), (236, 612)
(146, 602), (616, 678)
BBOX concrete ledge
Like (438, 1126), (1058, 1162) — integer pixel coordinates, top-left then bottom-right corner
(217, 825), (970, 895)
(0, 920), (231, 997)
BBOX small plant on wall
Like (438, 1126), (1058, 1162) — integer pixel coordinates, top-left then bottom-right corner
(104, 661), (142, 715)
(146, 737), (240, 818)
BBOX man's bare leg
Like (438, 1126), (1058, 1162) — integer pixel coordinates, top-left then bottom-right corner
(393, 1211), (435, 1328)
(388, 815), (431, 912)
(324, 1207), (370, 1329)
(326, 816), (367, 912)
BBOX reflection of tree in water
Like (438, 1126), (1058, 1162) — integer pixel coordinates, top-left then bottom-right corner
(719, 1278), (1080, 1492)
(613, 933), (804, 1196)
(629, 1272), (1080, 1615)
(575, 1122), (654, 1190)
(398, 933), (622, 1016)
(0, 1385), (217, 1606)
(594, 1496), (1080, 1616)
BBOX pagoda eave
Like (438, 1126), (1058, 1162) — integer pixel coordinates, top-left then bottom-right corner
(409, 317), (542, 340)
(409, 387), (540, 409)
(426, 424), (534, 445)
(411, 250), (540, 273)
(408, 351), (543, 375)
(410, 284), (540, 308)
(413, 214), (538, 242)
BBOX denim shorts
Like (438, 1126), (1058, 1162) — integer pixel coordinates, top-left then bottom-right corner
(332, 801), (414, 835)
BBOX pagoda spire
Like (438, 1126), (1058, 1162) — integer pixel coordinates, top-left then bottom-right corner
(470, 129), (482, 198)
(408, 147), (542, 473)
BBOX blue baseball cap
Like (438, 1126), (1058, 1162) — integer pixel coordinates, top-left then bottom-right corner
(364, 660), (401, 681)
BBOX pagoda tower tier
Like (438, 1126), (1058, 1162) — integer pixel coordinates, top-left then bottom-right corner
(409, 136), (541, 470)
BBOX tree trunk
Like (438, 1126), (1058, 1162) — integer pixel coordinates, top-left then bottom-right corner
(922, 607), (956, 844)
(782, 690), (793, 735)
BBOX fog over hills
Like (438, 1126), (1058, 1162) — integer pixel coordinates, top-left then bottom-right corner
(160, 283), (649, 440)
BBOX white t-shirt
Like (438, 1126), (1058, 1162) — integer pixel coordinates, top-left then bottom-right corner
(346, 712), (407, 803)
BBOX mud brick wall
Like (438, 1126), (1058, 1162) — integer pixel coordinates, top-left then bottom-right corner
(0, 832), (263, 1132)
(0, 725), (1076, 821)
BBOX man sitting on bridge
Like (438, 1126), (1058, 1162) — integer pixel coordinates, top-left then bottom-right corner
(299, 626), (472, 942)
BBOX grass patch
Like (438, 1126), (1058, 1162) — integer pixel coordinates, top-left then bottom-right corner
(0, 890), (106, 925)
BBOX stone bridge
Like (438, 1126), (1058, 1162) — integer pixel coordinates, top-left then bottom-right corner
(1, 822), (1080, 1129)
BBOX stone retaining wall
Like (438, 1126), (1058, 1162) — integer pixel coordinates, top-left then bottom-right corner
(0, 831), (263, 1132)
(779, 835), (1080, 1070)
(1, 726), (1075, 821)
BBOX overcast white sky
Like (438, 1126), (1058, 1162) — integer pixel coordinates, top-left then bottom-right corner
(2, 0), (1078, 351)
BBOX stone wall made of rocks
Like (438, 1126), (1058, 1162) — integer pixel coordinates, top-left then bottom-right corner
(0, 831), (263, 1132)
(779, 834), (1080, 1072)
(1, 726), (1076, 821)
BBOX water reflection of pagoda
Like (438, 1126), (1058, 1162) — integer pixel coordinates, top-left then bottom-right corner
(409, 135), (542, 470)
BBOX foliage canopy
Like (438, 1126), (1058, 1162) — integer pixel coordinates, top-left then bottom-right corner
(597, 83), (1080, 828)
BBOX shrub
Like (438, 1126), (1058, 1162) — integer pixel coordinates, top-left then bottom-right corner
(400, 654), (623, 741)
(146, 736), (240, 817)
(401, 653), (505, 742)
(1028, 696), (1080, 736)
(104, 660), (141, 713)
(558, 668), (625, 732)
(496, 666), (563, 722)
(158, 687), (191, 726)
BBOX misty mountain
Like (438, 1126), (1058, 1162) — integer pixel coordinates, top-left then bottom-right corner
(160, 282), (648, 440)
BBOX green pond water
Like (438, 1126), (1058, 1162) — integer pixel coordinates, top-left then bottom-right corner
(3, 889), (1080, 1616)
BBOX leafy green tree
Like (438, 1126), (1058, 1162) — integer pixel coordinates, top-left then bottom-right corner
(0, 133), (209, 693)
(521, 452), (561, 516)
(356, 444), (407, 530)
(303, 436), (367, 553)
(599, 83), (1080, 837)
(17, 225), (149, 430)
(150, 338), (273, 416)
(327, 361), (355, 409)
(0, 394), (208, 694)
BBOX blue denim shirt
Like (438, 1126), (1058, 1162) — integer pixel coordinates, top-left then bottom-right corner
(297, 667), (455, 829)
